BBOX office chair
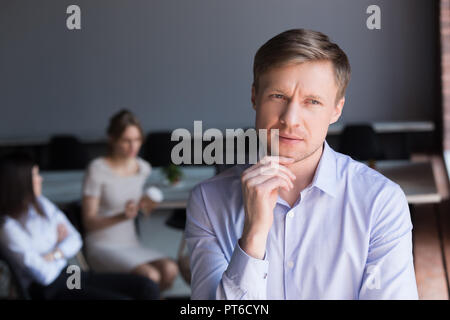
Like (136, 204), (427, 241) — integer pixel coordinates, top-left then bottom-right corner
(47, 135), (89, 170)
(140, 131), (177, 167)
(338, 124), (385, 161)
(59, 201), (90, 271)
(0, 248), (31, 299)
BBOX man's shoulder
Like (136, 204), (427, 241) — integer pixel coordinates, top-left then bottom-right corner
(330, 151), (410, 235)
(334, 149), (392, 182)
(333, 150), (405, 205)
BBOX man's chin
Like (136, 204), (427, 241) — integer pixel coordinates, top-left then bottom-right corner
(276, 149), (301, 160)
(276, 147), (312, 162)
(266, 143), (309, 160)
(279, 144), (302, 155)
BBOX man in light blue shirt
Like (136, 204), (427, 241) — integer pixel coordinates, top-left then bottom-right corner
(185, 29), (418, 299)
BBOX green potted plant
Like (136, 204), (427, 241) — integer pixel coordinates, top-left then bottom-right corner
(163, 163), (183, 186)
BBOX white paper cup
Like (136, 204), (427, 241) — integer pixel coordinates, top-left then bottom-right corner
(146, 186), (164, 203)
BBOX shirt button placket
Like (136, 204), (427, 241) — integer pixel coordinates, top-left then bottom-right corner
(284, 208), (295, 299)
(284, 198), (300, 299)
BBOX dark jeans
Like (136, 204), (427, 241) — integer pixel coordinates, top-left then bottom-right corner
(29, 270), (160, 300)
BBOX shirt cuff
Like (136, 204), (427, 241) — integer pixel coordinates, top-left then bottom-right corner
(225, 240), (269, 290)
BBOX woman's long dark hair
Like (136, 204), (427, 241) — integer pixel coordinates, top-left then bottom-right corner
(0, 152), (45, 222)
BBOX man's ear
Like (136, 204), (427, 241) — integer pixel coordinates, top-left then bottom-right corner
(329, 96), (345, 125)
(251, 85), (257, 111)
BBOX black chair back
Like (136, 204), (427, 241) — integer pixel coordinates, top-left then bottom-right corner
(0, 247), (31, 299)
(165, 209), (186, 230)
(141, 131), (178, 167)
(338, 124), (385, 161)
(48, 135), (88, 170)
(60, 201), (85, 238)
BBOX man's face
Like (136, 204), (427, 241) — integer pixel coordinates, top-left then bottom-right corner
(252, 60), (345, 162)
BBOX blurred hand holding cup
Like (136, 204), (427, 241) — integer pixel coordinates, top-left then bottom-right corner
(139, 186), (164, 215)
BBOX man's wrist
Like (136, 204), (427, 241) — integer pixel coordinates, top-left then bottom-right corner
(239, 232), (268, 260)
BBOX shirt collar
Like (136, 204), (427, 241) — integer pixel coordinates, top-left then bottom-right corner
(276, 139), (338, 206)
(309, 139), (338, 198)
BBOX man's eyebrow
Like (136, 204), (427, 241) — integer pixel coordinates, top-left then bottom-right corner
(266, 87), (288, 93)
(304, 94), (324, 101)
(265, 88), (325, 101)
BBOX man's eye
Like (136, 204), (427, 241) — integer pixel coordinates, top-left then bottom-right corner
(309, 99), (321, 105)
(271, 94), (285, 99)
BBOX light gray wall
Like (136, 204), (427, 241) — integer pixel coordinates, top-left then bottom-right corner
(0, 0), (439, 141)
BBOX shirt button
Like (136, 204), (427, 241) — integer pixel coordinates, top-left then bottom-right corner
(263, 273), (268, 279)
(288, 211), (294, 218)
(287, 261), (294, 268)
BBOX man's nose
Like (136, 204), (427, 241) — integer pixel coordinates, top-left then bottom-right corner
(279, 99), (302, 127)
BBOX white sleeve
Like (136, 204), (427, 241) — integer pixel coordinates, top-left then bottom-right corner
(42, 197), (82, 259)
(0, 220), (66, 286)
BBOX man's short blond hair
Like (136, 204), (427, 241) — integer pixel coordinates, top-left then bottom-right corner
(253, 29), (351, 104)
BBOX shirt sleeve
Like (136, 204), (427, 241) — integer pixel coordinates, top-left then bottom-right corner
(359, 183), (419, 299)
(83, 161), (102, 197)
(43, 197), (82, 259)
(217, 241), (270, 299)
(185, 184), (269, 300)
(0, 220), (67, 286)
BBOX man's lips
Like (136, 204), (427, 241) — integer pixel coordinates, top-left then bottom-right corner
(276, 133), (304, 144)
(278, 133), (304, 140)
